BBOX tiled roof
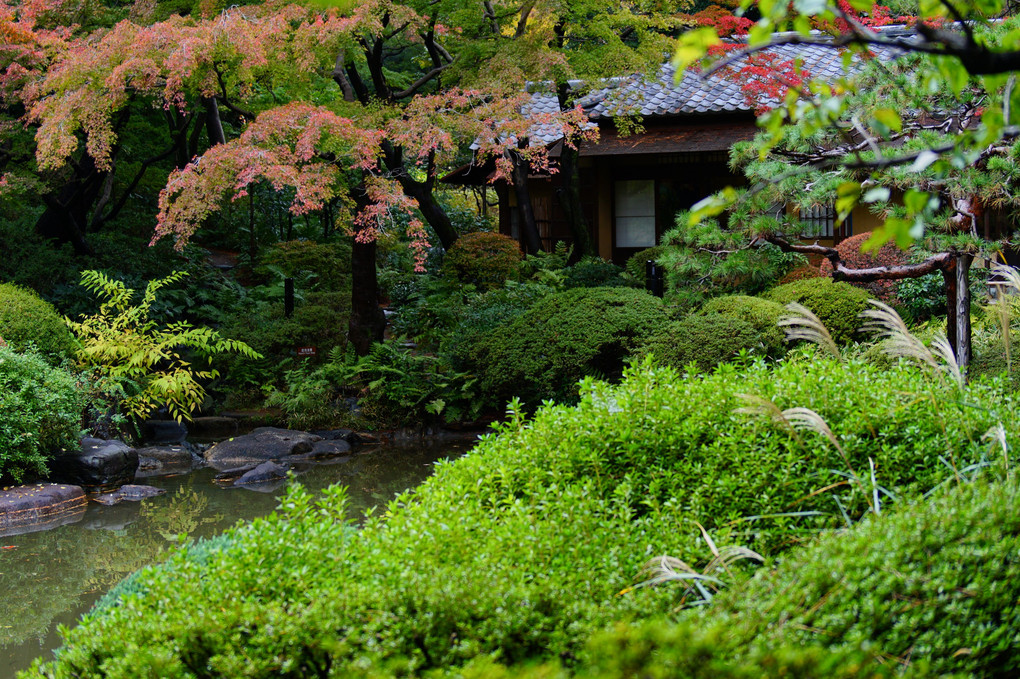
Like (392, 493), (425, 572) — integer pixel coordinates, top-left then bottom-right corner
(526, 30), (905, 145)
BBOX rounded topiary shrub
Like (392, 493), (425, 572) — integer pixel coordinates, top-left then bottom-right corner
(443, 232), (522, 290)
(637, 314), (761, 372)
(0, 282), (76, 362)
(777, 263), (823, 285)
(818, 232), (908, 302)
(764, 277), (872, 345)
(563, 257), (629, 289)
(700, 295), (786, 357)
(0, 346), (83, 483)
(473, 287), (666, 407)
(625, 245), (668, 282)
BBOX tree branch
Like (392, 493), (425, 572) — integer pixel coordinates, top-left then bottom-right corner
(764, 233), (955, 280)
(333, 51), (357, 102)
(391, 62), (454, 99)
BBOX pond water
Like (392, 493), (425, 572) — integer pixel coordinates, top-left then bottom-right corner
(0, 438), (474, 677)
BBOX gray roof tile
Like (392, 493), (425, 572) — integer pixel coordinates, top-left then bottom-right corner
(525, 28), (905, 144)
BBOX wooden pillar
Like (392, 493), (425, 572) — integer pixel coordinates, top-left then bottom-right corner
(943, 252), (973, 373)
(596, 160), (613, 260)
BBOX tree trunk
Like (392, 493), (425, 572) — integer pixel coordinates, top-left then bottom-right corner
(943, 252), (973, 373)
(35, 153), (105, 255)
(202, 97), (226, 146)
(509, 148), (544, 254)
(398, 178), (459, 250)
(348, 231), (386, 355)
(348, 183), (386, 356)
(555, 83), (594, 260)
(555, 143), (595, 259)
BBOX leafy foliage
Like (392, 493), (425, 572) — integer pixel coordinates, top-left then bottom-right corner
(253, 239), (352, 293)
(30, 357), (1019, 676)
(569, 476), (1020, 678)
(66, 271), (259, 422)
(700, 294), (787, 356)
(636, 315), (761, 373)
(441, 231), (522, 291)
(764, 278), (872, 345)
(818, 232), (908, 302)
(270, 342), (482, 429)
(470, 287), (667, 408)
(0, 281), (76, 362)
(0, 346), (84, 483)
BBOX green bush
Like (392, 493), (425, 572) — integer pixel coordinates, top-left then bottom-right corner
(439, 282), (552, 370)
(218, 290), (350, 400)
(700, 295), (786, 356)
(764, 277), (872, 345)
(571, 477), (1020, 678)
(254, 240), (351, 293)
(0, 282), (77, 362)
(563, 257), (629, 289)
(471, 287), (667, 407)
(0, 347), (84, 483)
(442, 231), (522, 290)
(33, 358), (1018, 677)
(624, 245), (667, 282)
(636, 315), (761, 372)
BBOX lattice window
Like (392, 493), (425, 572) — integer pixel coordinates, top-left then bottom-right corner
(615, 180), (656, 247)
(799, 203), (836, 239)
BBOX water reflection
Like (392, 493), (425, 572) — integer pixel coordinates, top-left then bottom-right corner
(0, 439), (473, 676)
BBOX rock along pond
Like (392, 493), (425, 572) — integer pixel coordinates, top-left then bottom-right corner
(0, 438), (473, 677)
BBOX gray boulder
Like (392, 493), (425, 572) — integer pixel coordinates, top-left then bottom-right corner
(49, 439), (138, 491)
(284, 439), (352, 462)
(91, 484), (167, 506)
(235, 461), (289, 486)
(0, 483), (86, 537)
(142, 419), (188, 444)
(204, 428), (321, 470)
(136, 443), (203, 477)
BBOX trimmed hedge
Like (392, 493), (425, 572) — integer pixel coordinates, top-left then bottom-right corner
(443, 231), (522, 290)
(0, 346), (84, 483)
(0, 282), (76, 362)
(567, 477), (1020, 678)
(700, 295), (786, 357)
(563, 257), (629, 289)
(764, 277), (872, 345)
(471, 287), (666, 407)
(29, 358), (1018, 677)
(636, 315), (761, 372)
